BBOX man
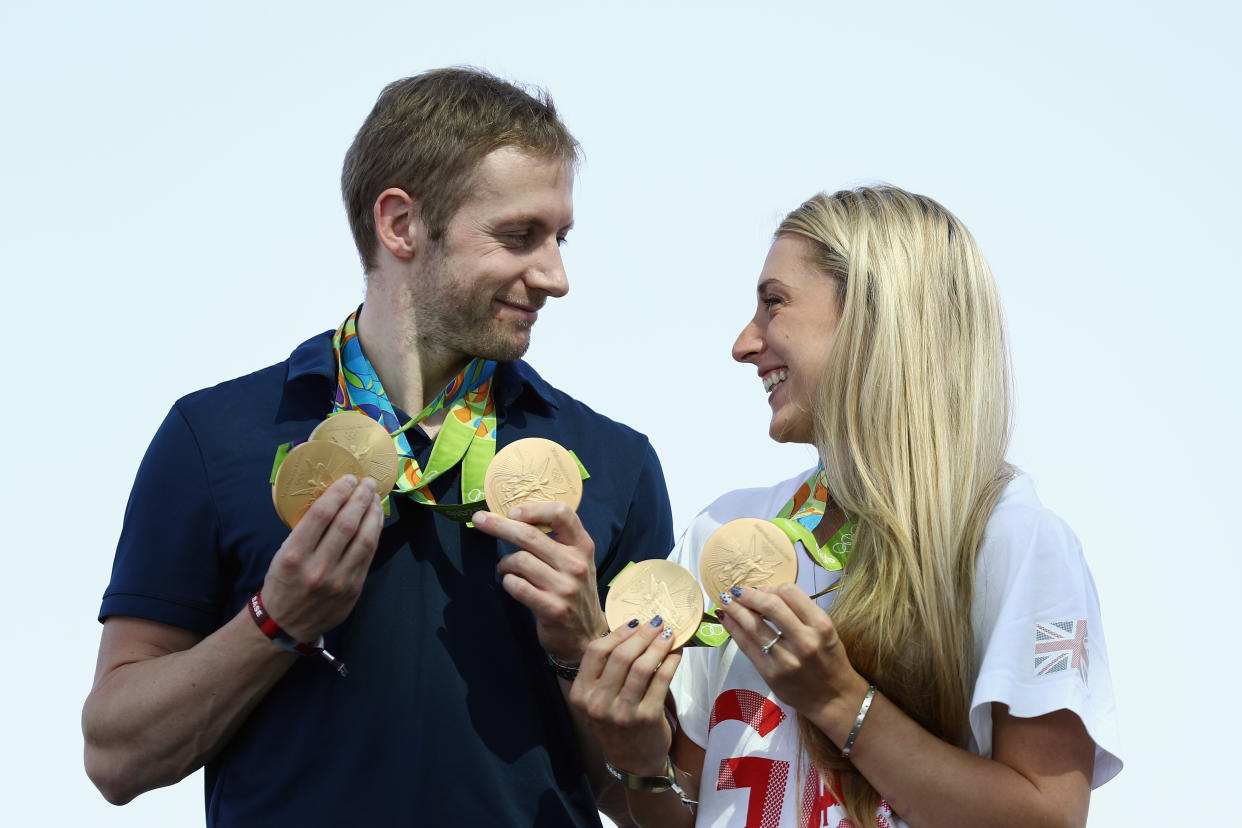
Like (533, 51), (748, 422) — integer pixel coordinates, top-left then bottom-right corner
(83, 68), (673, 826)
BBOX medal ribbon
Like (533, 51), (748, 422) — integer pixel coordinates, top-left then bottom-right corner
(770, 466), (854, 573)
(331, 308), (497, 507)
(692, 467), (855, 647)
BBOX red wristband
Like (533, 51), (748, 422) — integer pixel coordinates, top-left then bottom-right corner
(247, 591), (348, 677)
(248, 592), (285, 640)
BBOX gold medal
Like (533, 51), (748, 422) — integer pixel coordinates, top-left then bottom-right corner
(309, 410), (400, 498)
(699, 518), (798, 601)
(483, 438), (583, 529)
(605, 560), (704, 649)
(272, 441), (365, 528)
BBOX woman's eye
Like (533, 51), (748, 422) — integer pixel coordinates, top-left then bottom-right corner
(762, 295), (783, 310)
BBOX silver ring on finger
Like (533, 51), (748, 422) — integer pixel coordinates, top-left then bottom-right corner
(761, 628), (783, 655)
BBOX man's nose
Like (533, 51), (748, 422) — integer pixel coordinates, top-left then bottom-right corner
(525, 238), (569, 298)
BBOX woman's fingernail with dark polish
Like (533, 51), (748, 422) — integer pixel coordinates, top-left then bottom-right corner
(650, 615), (663, 627)
(730, 586), (744, 597)
(627, 619), (639, 628)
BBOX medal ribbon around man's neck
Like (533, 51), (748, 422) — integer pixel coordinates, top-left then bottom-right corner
(331, 308), (497, 508)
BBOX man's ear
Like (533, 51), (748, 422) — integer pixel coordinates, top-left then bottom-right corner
(374, 188), (420, 260)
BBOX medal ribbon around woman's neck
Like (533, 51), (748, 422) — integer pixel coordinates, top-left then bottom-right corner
(770, 466), (855, 577)
(331, 308), (496, 509)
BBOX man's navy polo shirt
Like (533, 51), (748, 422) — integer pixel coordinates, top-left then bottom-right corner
(101, 330), (674, 827)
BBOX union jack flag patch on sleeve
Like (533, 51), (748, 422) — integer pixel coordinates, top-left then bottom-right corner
(1034, 620), (1088, 681)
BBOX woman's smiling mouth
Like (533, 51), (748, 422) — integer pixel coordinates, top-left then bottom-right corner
(762, 368), (788, 393)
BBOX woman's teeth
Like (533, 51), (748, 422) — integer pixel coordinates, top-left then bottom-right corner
(763, 369), (788, 393)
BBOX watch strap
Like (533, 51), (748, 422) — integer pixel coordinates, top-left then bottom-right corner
(604, 755), (676, 793)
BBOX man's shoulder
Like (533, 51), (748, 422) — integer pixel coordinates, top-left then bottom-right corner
(173, 331), (333, 422)
(501, 359), (652, 448)
(173, 360), (286, 414)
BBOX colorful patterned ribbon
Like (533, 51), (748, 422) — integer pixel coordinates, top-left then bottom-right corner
(331, 308), (496, 508)
(771, 466), (854, 574)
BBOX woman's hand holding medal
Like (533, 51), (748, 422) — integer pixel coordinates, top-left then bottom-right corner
(571, 516), (859, 775)
(567, 559), (700, 779)
(572, 615), (682, 777)
(714, 583), (869, 740)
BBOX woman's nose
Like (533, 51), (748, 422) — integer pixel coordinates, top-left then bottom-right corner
(732, 316), (763, 364)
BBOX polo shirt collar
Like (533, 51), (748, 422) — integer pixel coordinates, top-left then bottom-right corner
(494, 359), (558, 413)
(284, 330), (558, 413)
(287, 330), (336, 382)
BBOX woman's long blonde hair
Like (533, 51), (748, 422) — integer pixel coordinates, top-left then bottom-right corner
(779, 186), (1014, 824)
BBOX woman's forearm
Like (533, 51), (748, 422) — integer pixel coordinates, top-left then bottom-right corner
(809, 689), (1093, 828)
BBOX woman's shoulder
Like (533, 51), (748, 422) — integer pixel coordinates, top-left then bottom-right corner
(691, 467), (814, 528)
(670, 468), (815, 569)
(982, 472), (1080, 560)
(974, 472), (1094, 612)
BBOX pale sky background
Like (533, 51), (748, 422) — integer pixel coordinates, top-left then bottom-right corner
(2, 1), (1238, 826)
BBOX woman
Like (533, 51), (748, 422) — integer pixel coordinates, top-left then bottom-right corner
(572, 186), (1121, 827)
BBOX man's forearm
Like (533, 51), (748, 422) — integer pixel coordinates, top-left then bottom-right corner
(82, 610), (296, 805)
(85, 476), (383, 805)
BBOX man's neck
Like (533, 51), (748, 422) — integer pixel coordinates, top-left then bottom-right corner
(355, 301), (469, 419)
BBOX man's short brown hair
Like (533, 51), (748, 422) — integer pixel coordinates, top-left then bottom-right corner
(341, 67), (581, 271)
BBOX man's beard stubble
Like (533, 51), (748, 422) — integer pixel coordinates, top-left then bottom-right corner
(409, 294), (532, 365)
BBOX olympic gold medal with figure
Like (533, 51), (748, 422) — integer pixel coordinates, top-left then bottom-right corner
(699, 517), (798, 601)
(272, 440), (365, 529)
(605, 560), (703, 649)
(483, 437), (582, 530)
(309, 410), (400, 498)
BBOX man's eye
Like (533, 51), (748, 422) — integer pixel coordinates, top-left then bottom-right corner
(556, 235), (568, 247)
